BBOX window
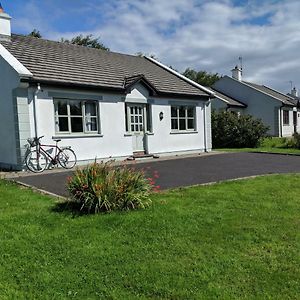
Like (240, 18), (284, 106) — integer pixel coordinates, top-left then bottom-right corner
(125, 104), (152, 133)
(54, 99), (99, 134)
(283, 110), (289, 125)
(171, 105), (196, 131)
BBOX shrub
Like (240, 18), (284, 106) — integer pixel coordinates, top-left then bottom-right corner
(212, 110), (269, 148)
(260, 137), (296, 149)
(67, 161), (155, 213)
(293, 133), (300, 149)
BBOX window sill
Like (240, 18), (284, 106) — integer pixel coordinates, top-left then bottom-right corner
(124, 132), (154, 136)
(52, 134), (103, 139)
(170, 131), (198, 134)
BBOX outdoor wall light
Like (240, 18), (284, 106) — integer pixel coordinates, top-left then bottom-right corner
(159, 111), (164, 120)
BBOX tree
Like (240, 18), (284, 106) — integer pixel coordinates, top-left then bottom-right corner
(28, 29), (42, 38)
(61, 34), (109, 51)
(182, 68), (221, 87)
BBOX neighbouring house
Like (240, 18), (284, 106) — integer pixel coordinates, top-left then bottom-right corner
(212, 66), (299, 137)
(207, 87), (247, 114)
(0, 7), (213, 170)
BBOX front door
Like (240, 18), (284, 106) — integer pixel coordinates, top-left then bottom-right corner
(127, 104), (146, 153)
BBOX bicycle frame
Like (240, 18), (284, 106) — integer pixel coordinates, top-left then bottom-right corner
(35, 143), (63, 165)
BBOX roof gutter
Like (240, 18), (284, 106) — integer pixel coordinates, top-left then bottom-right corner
(144, 56), (215, 98)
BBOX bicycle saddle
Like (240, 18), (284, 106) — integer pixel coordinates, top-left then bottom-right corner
(53, 139), (61, 142)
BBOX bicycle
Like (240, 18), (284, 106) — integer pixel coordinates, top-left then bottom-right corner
(25, 135), (77, 173)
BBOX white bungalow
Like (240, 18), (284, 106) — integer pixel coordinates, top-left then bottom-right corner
(0, 7), (213, 170)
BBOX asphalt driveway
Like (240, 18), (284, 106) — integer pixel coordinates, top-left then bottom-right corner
(15, 152), (300, 197)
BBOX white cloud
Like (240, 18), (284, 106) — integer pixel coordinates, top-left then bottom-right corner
(8, 0), (300, 93)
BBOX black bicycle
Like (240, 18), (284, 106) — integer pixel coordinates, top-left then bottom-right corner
(25, 136), (77, 173)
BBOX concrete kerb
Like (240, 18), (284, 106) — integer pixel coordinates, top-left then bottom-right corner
(13, 179), (67, 201)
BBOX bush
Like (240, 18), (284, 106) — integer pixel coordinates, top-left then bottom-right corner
(212, 110), (269, 148)
(293, 133), (300, 149)
(67, 161), (155, 213)
(260, 137), (296, 149)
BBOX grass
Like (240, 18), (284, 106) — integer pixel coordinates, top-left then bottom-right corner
(217, 137), (300, 154)
(1, 175), (300, 299)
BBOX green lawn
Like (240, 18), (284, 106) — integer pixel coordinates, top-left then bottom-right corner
(1, 176), (300, 299)
(217, 147), (300, 154)
(216, 137), (300, 155)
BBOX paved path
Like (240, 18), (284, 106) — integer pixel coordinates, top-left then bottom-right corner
(15, 152), (300, 197)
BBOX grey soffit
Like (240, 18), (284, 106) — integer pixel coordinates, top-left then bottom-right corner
(209, 87), (247, 108)
(1, 34), (209, 98)
(244, 81), (295, 106)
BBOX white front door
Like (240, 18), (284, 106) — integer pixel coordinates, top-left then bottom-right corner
(127, 104), (146, 152)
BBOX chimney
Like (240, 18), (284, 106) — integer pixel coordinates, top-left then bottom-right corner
(231, 65), (242, 81)
(291, 86), (298, 97)
(0, 3), (11, 41)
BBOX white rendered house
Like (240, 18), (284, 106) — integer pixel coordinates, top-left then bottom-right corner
(0, 7), (213, 170)
(212, 66), (300, 137)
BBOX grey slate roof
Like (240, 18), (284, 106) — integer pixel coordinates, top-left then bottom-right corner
(1, 34), (209, 97)
(244, 81), (295, 106)
(208, 87), (246, 108)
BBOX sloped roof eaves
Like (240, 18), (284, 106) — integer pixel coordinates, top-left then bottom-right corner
(1, 34), (209, 98)
(243, 81), (295, 106)
(208, 87), (246, 107)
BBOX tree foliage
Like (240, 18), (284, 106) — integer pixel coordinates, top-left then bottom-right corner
(211, 110), (269, 148)
(28, 29), (42, 38)
(61, 34), (109, 51)
(182, 68), (221, 87)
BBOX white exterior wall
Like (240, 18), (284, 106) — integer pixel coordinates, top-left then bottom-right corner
(28, 83), (210, 164)
(213, 76), (289, 136)
(281, 108), (299, 137)
(0, 56), (20, 168)
(146, 98), (207, 154)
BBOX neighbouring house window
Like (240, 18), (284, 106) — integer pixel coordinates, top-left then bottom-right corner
(283, 110), (289, 125)
(171, 105), (196, 131)
(54, 99), (99, 134)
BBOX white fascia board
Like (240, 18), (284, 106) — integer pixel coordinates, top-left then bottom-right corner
(144, 56), (215, 97)
(215, 95), (229, 104)
(0, 44), (33, 78)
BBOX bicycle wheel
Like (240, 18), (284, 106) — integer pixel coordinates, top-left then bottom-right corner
(25, 150), (48, 173)
(58, 148), (77, 169)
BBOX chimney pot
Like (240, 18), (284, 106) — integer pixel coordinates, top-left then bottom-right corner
(291, 87), (298, 97)
(231, 65), (242, 81)
(0, 3), (11, 41)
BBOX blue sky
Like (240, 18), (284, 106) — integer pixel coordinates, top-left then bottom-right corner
(2, 0), (300, 93)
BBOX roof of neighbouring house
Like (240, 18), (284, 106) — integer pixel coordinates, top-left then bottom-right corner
(243, 81), (296, 106)
(0, 34), (210, 98)
(208, 87), (247, 108)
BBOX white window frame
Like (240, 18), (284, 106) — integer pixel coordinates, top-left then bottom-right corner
(171, 105), (196, 132)
(125, 103), (152, 134)
(283, 110), (290, 126)
(54, 99), (100, 134)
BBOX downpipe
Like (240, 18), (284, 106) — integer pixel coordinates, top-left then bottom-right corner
(33, 83), (41, 139)
(203, 99), (211, 152)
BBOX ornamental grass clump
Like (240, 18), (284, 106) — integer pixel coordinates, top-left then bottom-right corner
(67, 161), (154, 213)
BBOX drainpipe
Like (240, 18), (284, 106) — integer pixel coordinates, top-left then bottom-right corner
(279, 106), (283, 137)
(203, 98), (211, 152)
(33, 83), (41, 138)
